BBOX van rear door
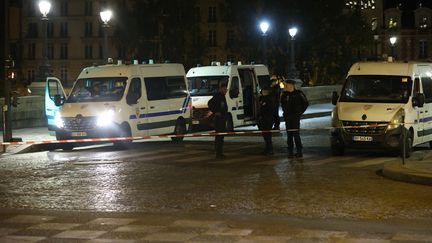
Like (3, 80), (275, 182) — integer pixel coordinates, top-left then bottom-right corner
(45, 77), (66, 131)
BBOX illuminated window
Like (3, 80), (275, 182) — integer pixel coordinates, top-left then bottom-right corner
(420, 17), (428, 29)
(388, 18), (398, 28)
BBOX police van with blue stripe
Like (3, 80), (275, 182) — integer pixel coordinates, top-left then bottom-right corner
(45, 61), (191, 149)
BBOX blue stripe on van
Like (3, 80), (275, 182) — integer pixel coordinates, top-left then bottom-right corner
(130, 96), (190, 120)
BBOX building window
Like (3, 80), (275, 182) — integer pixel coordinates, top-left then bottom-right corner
(60, 1), (68, 16)
(85, 0), (93, 16)
(420, 17), (428, 29)
(85, 22), (93, 37)
(28, 43), (36, 59)
(208, 7), (217, 22)
(388, 18), (398, 28)
(85, 44), (93, 59)
(47, 22), (54, 38)
(419, 40), (428, 59)
(60, 44), (68, 59)
(226, 30), (235, 47)
(27, 69), (35, 83)
(27, 2), (36, 17)
(27, 23), (38, 38)
(208, 30), (217, 47)
(60, 22), (68, 37)
(47, 43), (54, 59)
(60, 68), (68, 83)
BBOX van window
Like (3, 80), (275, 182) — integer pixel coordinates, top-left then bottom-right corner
(421, 75), (432, 103)
(48, 79), (63, 99)
(230, 76), (239, 92)
(258, 75), (271, 88)
(126, 78), (142, 104)
(167, 76), (188, 98)
(67, 77), (127, 103)
(340, 75), (412, 103)
(188, 76), (228, 96)
(145, 77), (167, 100)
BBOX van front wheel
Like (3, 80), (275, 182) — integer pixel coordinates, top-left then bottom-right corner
(114, 124), (132, 149)
(171, 119), (186, 142)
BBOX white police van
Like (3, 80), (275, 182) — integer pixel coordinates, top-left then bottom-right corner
(45, 62), (191, 149)
(331, 61), (432, 157)
(186, 63), (270, 130)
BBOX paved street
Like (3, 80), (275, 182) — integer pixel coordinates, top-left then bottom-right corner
(1, 117), (432, 242)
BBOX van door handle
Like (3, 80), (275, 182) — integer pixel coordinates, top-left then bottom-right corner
(140, 107), (145, 110)
(150, 106), (155, 109)
(426, 110), (429, 113)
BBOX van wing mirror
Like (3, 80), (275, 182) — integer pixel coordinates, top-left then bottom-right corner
(413, 93), (425, 108)
(331, 91), (339, 105)
(126, 93), (139, 105)
(53, 94), (64, 106)
(229, 89), (239, 99)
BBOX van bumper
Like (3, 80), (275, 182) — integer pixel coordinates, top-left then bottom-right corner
(331, 126), (404, 150)
(55, 125), (122, 140)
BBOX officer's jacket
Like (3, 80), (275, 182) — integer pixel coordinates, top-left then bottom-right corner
(208, 92), (228, 116)
(259, 95), (277, 119)
(281, 90), (309, 117)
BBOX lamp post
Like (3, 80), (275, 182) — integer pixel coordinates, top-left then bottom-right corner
(259, 21), (269, 65)
(288, 27), (298, 79)
(100, 10), (112, 62)
(390, 36), (397, 58)
(38, 0), (51, 80)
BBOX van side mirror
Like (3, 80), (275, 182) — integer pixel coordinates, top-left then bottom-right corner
(331, 91), (339, 105)
(229, 89), (239, 99)
(413, 93), (425, 108)
(53, 94), (64, 106)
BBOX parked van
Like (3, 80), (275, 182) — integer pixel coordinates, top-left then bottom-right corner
(45, 63), (191, 149)
(331, 61), (432, 157)
(186, 63), (270, 130)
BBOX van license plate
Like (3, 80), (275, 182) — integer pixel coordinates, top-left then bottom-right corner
(192, 120), (199, 125)
(71, 131), (87, 137)
(353, 136), (373, 142)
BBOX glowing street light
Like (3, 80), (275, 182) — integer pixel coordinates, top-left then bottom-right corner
(288, 27), (299, 78)
(259, 21), (270, 65)
(390, 36), (397, 58)
(100, 10), (113, 62)
(38, 0), (51, 79)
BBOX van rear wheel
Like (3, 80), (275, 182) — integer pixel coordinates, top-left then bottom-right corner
(226, 115), (234, 132)
(171, 119), (186, 142)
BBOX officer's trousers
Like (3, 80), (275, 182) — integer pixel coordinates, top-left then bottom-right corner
(285, 116), (302, 153)
(214, 116), (227, 156)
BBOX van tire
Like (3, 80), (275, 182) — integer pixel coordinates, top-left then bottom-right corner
(330, 137), (344, 156)
(226, 114), (234, 132)
(400, 130), (413, 158)
(114, 124), (132, 149)
(171, 119), (186, 142)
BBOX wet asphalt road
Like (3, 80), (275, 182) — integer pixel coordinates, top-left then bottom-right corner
(0, 117), (432, 222)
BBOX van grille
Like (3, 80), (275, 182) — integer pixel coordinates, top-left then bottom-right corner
(63, 116), (97, 131)
(342, 121), (388, 135)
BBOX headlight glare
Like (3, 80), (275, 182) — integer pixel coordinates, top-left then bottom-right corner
(97, 109), (115, 127)
(54, 113), (64, 128)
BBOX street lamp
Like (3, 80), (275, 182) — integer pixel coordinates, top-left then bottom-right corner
(259, 21), (270, 65)
(390, 36), (397, 58)
(100, 10), (113, 62)
(288, 27), (298, 79)
(38, 0), (51, 79)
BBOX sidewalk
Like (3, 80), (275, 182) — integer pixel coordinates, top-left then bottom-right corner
(382, 160), (432, 186)
(0, 103), (334, 155)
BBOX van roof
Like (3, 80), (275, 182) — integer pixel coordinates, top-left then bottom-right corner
(348, 62), (432, 77)
(78, 63), (185, 79)
(186, 64), (269, 77)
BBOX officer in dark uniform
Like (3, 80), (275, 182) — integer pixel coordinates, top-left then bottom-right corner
(281, 79), (309, 158)
(208, 83), (228, 159)
(270, 76), (281, 130)
(259, 87), (277, 155)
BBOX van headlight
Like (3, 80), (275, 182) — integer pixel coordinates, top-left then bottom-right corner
(388, 109), (405, 130)
(54, 113), (64, 128)
(96, 109), (115, 127)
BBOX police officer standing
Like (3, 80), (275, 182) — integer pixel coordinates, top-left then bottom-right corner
(270, 76), (281, 130)
(208, 83), (228, 159)
(281, 79), (309, 158)
(259, 87), (277, 155)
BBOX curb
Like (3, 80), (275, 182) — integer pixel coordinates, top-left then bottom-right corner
(382, 161), (432, 186)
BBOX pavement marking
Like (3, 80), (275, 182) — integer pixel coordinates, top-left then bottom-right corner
(87, 218), (137, 226)
(306, 156), (359, 166)
(114, 225), (165, 233)
(342, 157), (396, 168)
(0, 235), (46, 242)
(142, 232), (198, 241)
(204, 227), (253, 236)
(171, 220), (223, 228)
(392, 233), (432, 242)
(52, 230), (107, 239)
(295, 229), (349, 239)
(4, 215), (55, 224)
(28, 222), (80, 230)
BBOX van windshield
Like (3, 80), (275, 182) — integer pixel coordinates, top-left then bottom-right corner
(67, 77), (128, 103)
(340, 75), (412, 103)
(188, 76), (228, 96)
